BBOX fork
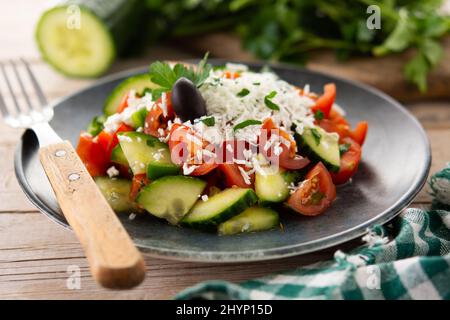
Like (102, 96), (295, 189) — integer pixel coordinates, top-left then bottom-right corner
(0, 59), (145, 289)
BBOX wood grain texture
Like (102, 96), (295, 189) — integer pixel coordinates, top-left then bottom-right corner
(39, 141), (145, 289)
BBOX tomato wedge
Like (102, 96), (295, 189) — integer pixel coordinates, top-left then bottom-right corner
(218, 163), (253, 188)
(223, 71), (240, 79)
(350, 121), (368, 146)
(311, 83), (336, 118)
(130, 174), (150, 201)
(144, 92), (174, 137)
(76, 133), (109, 177)
(97, 123), (134, 157)
(262, 118), (297, 158)
(117, 92), (130, 114)
(287, 162), (336, 216)
(330, 137), (362, 185)
(278, 144), (310, 170)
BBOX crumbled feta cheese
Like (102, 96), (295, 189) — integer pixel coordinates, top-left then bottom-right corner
(201, 195), (209, 202)
(136, 127), (143, 132)
(129, 213), (137, 220)
(182, 163), (198, 175)
(106, 166), (119, 178)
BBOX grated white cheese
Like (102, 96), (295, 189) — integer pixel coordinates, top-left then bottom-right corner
(201, 194), (209, 202)
(103, 91), (153, 133)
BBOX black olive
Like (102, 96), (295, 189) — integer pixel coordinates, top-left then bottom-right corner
(171, 77), (207, 122)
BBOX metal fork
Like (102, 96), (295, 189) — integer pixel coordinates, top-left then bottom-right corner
(0, 60), (145, 289)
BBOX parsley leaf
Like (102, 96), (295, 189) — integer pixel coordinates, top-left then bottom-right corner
(339, 143), (351, 155)
(264, 91), (280, 110)
(200, 116), (215, 127)
(237, 88), (250, 97)
(233, 119), (262, 131)
(314, 110), (324, 121)
(148, 52), (212, 99)
(310, 128), (322, 146)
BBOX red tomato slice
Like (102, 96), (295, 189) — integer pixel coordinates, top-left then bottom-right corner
(76, 133), (109, 177)
(311, 83), (336, 118)
(223, 71), (240, 79)
(218, 163), (253, 188)
(97, 123), (134, 157)
(318, 118), (351, 140)
(262, 118), (297, 158)
(144, 105), (164, 137)
(287, 162), (336, 216)
(350, 121), (368, 146)
(117, 92), (130, 113)
(190, 163), (219, 176)
(279, 144), (310, 170)
(330, 137), (362, 185)
(328, 108), (349, 125)
(130, 174), (150, 201)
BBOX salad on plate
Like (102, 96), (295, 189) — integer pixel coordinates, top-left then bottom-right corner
(77, 55), (368, 236)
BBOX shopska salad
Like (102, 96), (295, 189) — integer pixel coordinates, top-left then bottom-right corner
(77, 55), (368, 236)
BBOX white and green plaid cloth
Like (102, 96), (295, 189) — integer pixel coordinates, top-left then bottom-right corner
(176, 165), (450, 300)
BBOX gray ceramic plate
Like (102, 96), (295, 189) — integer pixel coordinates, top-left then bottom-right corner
(15, 60), (431, 262)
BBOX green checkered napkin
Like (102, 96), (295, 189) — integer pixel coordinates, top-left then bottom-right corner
(176, 164), (450, 300)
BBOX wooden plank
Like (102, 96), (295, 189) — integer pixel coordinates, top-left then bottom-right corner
(0, 211), (348, 299)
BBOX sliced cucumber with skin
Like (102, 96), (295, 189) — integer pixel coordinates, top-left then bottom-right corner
(130, 107), (149, 129)
(136, 176), (207, 225)
(110, 144), (129, 167)
(296, 126), (340, 173)
(218, 207), (279, 236)
(118, 132), (179, 179)
(255, 169), (290, 204)
(104, 74), (158, 116)
(95, 176), (138, 213)
(35, 0), (143, 77)
(181, 188), (258, 230)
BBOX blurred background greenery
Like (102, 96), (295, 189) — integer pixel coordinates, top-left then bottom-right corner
(35, 0), (450, 92)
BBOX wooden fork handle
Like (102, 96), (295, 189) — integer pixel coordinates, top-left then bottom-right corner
(39, 140), (145, 289)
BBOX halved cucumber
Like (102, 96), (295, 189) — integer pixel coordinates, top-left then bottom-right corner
(136, 176), (207, 225)
(110, 144), (129, 167)
(218, 207), (279, 236)
(297, 126), (340, 173)
(181, 188), (258, 230)
(35, 0), (143, 77)
(118, 132), (179, 179)
(95, 176), (137, 213)
(104, 74), (158, 116)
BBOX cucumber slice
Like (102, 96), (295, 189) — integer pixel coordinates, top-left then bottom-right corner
(35, 0), (143, 77)
(136, 176), (207, 225)
(104, 74), (158, 116)
(297, 126), (340, 173)
(218, 207), (279, 236)
(181, 188), (258, 230)
(118, 132), (179, 179)
(255, 169), (290, 203)
(95, 176), (137, 213)
(110, 144), (129, 167)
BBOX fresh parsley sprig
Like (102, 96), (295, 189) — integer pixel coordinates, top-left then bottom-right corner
(148, 52), (212, 99)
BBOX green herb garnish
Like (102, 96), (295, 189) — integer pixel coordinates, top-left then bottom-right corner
(339, 143), (351, 155)
(314, 110), (324, 121)
(233, 119), (262, 131)
(264, 91), (280, 110)
(148, 52), (212, 99)
(200, 116), (216, 127)
(310, 128), (322, 146)
(86, 115), (105, 136)
(253, 82), (260, 86)
(237, 88), (250, 97)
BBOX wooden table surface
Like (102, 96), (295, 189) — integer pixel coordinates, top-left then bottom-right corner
(1, 1), (449, 299)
